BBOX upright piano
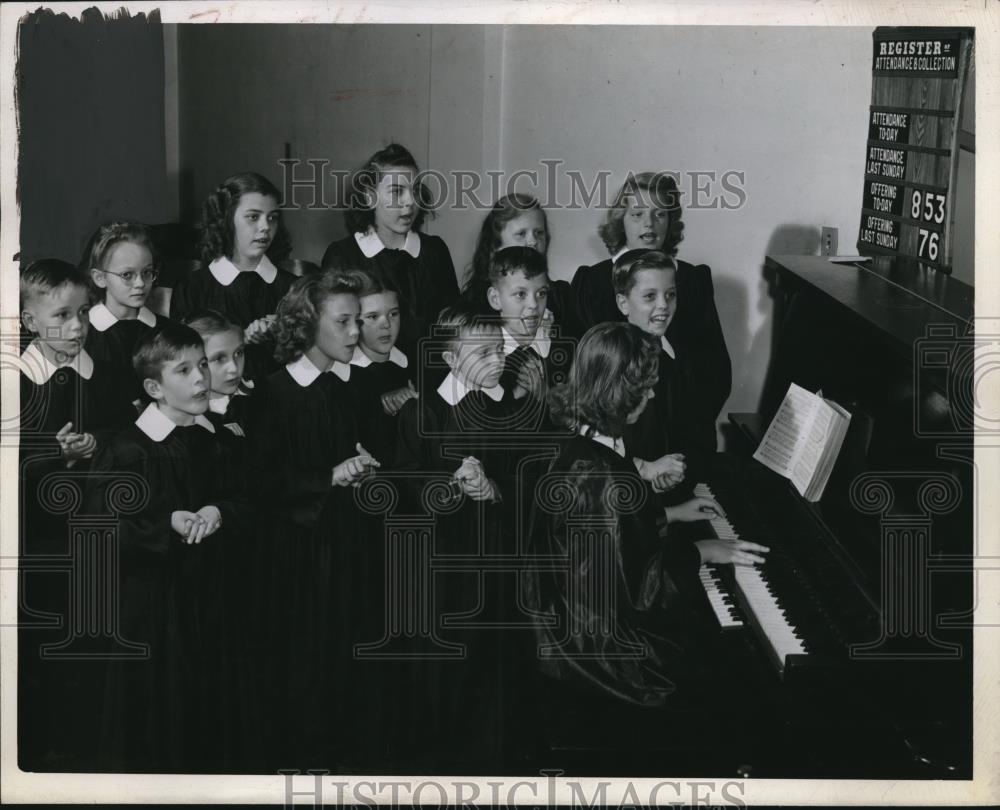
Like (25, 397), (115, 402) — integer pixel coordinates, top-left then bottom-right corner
(532, 254), (974, 779)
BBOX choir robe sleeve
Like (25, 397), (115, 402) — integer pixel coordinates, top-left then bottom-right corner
(421, 235), (460, 327)
(85, 434), (176, 557)
(393, 397), (437, 510)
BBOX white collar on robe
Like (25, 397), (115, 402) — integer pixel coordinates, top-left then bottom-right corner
(208, 255), (278, 286)
(349, 344), (409, 369)
(19, 341), (94, 384)
(207, 378), (253, 414)
(660, 334), (675, 360)
(610, 246), (629, 264)
(500, 310), (552, 359)
(89, 302), (157, 332)
(436, 372), (504, 406)
(578, 423), (626, 458)
(355, 227), (421, 259)
(286, 353), (350, 386)
(136, 402), (215, 442)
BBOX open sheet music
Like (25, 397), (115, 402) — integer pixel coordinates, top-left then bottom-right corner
(753, 383), (852, 501)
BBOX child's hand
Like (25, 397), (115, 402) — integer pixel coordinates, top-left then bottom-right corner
(195, 505), (223, 539)
(244, 314), (276, 344)
(695, 538), (769, 566)
(57, 423), (97, 462)
(381, 382), (418, 416)
(665, 496), (725, 524)
(332, 443), (380, 487)
(454, 456), (499, 502)
(512, 352), (545, 401)
(171, 510), (208, 544)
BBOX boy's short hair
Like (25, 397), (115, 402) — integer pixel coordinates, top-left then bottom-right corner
(434, 304), (502, 354)
(612, 249), (677, 296)
(20, 259), (90, 311)
(133, 322), (205, 385)
(487, 246), (549, 288)
(183, 308), (244, 341)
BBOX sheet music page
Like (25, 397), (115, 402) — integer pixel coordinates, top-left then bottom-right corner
(791, 401), (836, 496)
(753, 383), (819, 478)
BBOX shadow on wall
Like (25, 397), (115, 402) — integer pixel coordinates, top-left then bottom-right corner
(752, 224), (822, 417)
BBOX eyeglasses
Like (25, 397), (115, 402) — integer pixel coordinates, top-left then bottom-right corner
(101, 268), (159, 284)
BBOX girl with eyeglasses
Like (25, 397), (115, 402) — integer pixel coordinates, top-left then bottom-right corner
(84, 220), (170, 408)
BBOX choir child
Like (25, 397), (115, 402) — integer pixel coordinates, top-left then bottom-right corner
(612, 248), (713, 493)
(169, 172), (296, 382)
(394, 305), (515, 771)
(571, 172), (731, 434)
(526, 322), (767, 708)
(462, 193), (581, 338)
(85, 322), (253, 771)
(182, 308), (260, 769)
(249, 270), (378, 767)
(484, 245), (572, 433)
(347, 271), (416, 469)
(83, 221), (170, 408)
(18, 259), (136, 769)
(320, 143), (459, 361)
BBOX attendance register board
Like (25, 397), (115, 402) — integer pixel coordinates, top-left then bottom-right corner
(858, 28), (973, 271)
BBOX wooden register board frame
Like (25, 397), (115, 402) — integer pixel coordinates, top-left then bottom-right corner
(858, 27), (974, 273)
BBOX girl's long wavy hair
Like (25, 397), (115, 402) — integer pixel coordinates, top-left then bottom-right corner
(597, 172), (684, 257)
(197, 172), (292, 265)
(462, 193), (548, 307)
(548, 322), (659, 438)
(272, 270), (362, 365)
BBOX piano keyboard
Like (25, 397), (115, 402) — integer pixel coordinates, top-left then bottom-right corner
(693, 482), (808, 675)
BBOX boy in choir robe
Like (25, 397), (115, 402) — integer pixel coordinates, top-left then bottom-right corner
(393, 305), (517, 772)
(17, 259), (136, 771)
(85, 322), (253, 772)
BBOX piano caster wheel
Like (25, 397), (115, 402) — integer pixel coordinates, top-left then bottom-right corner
(736, 763), (754, 779)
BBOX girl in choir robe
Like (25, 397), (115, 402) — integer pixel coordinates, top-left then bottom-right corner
(571, 172), (731, 437)
(249, 271), (379, 768)
(183, 309), (262, 771)
(169, 172), (297, 383)
(525, 323), (768, 709)
(85, 322), (253, 772)
(461, 192), (582, 339)
(393, 305), (517, 772)
(18, 260), (136, 771)
(83, 221), (170, 408)
(320, 143), (459, 363)
(347, 271), (416, 470)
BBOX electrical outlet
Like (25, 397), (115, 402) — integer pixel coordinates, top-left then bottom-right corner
(821, 226), (838, 257)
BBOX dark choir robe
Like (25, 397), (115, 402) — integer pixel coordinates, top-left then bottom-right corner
(523, 432), (703, 708)
(202, 380), (262, 771)
(84, 404), (252, 772)
(498, 317), (575, 436)
(571, 254), (732, 431)
(84, 302), (170, 408)
(393, 375), (518, 771)
(545, 278), (584, 341)
(249, 355), (364, 767)
(321, 229), (459, 364)
(168, 256), (296, 382)
(623, 335), (713, 502)
(347, 345), (413, 470)
(17, 344), (136, 770)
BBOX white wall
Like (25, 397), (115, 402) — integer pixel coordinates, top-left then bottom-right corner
(499, 26), (873, 417)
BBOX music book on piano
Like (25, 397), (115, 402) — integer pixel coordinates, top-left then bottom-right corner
(752, 383), (852, 502)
